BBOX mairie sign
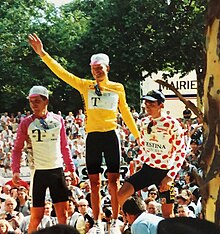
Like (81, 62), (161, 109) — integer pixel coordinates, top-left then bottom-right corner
(141, 70), (197, 97)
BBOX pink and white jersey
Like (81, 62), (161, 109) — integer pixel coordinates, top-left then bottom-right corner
(138, 114), (186, 179)
(12, 112), (75, 173)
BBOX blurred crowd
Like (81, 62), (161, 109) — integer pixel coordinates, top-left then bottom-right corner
(0, 105), (204, 233)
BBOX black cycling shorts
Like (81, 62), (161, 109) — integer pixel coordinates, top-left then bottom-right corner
(126, 164), (175, 204)
(86, 130), (120, 174)
(32, 167), (69, 207)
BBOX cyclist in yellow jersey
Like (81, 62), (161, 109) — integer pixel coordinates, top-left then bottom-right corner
(28, 33), (140, 234)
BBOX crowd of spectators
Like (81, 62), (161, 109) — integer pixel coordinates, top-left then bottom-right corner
(0, 106), (204, 233)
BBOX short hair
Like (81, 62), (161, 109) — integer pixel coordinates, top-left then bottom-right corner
(177, 205), (190, 212)
(4, 197), (17, 209)
(144, 197), (154, 205)
(186, 171), (196, 183)
(68, 197), (77, 205)
(122, 196), (146, 216)
(78, 198), (89, 206)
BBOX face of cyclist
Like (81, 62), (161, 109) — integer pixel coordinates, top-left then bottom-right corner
(91, 64), (109, 82)
(144, 100), (163, 118)
(29, 95), (48, 117)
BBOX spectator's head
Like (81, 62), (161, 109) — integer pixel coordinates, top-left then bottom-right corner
(103, 207), (112, 223)
(190, 139), (200, 151)
(181, 159), (189, 169)
(144, 197), (154, 206)
(127, 150), (133, 158)
(189, 186), (201, 202)
(191, 129), (202, 144)
(183, 106), (192, 119)
(196, 114), (203, 124)
(9, 187), (18, 199)
(177, 205), (191, 217)
(122, 196), (146, 225)
(146, 201), (159, 215)
(2, 184), (11, 195)
(78, 199), (89, 215)
(17, 186), (29, 201)
(132, 112), (139, 119)
(65, 175), (73, 187)
(0, 219), (14, 233)
(102, 195), (111, 209)
(77, 133), (83, 138)
(44, 201), (53, 216)
(67, 198), (77, 215)
(184, 171), (197, 185)
(82, 180), (91, 192)
(157, 216), (220, 234)
(78, 109), (83, 115)
(176, 189), (192, 205)
(4, 197), (17, 212)
(148, 187), (159, 200)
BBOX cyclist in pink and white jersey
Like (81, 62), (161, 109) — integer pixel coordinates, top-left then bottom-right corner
(11, 85), (79, 233)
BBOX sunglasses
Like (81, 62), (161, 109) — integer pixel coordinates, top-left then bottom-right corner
(94, 84), (102, 96)
(147, 121), (153, 134)
(40, 118), (49, 130)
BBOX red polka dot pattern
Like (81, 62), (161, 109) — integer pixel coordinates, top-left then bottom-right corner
(138, 114), (186, 179)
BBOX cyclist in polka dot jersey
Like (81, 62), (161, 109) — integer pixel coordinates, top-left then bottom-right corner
(118, 90), (186, 218)
(138, 113), (185, 178)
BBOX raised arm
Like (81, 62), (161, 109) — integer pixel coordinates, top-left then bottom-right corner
(28, 33), (46, 57)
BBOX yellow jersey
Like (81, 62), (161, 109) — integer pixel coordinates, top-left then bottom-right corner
(42, 53), (140, 139)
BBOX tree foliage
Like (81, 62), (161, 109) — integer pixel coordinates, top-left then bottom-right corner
(0, 0), (55, 111)
(54, 0), (207, 109)
(0, 0), (206, 114)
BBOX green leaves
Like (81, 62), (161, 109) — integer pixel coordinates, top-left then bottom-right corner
(0, 0), (206, 113)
